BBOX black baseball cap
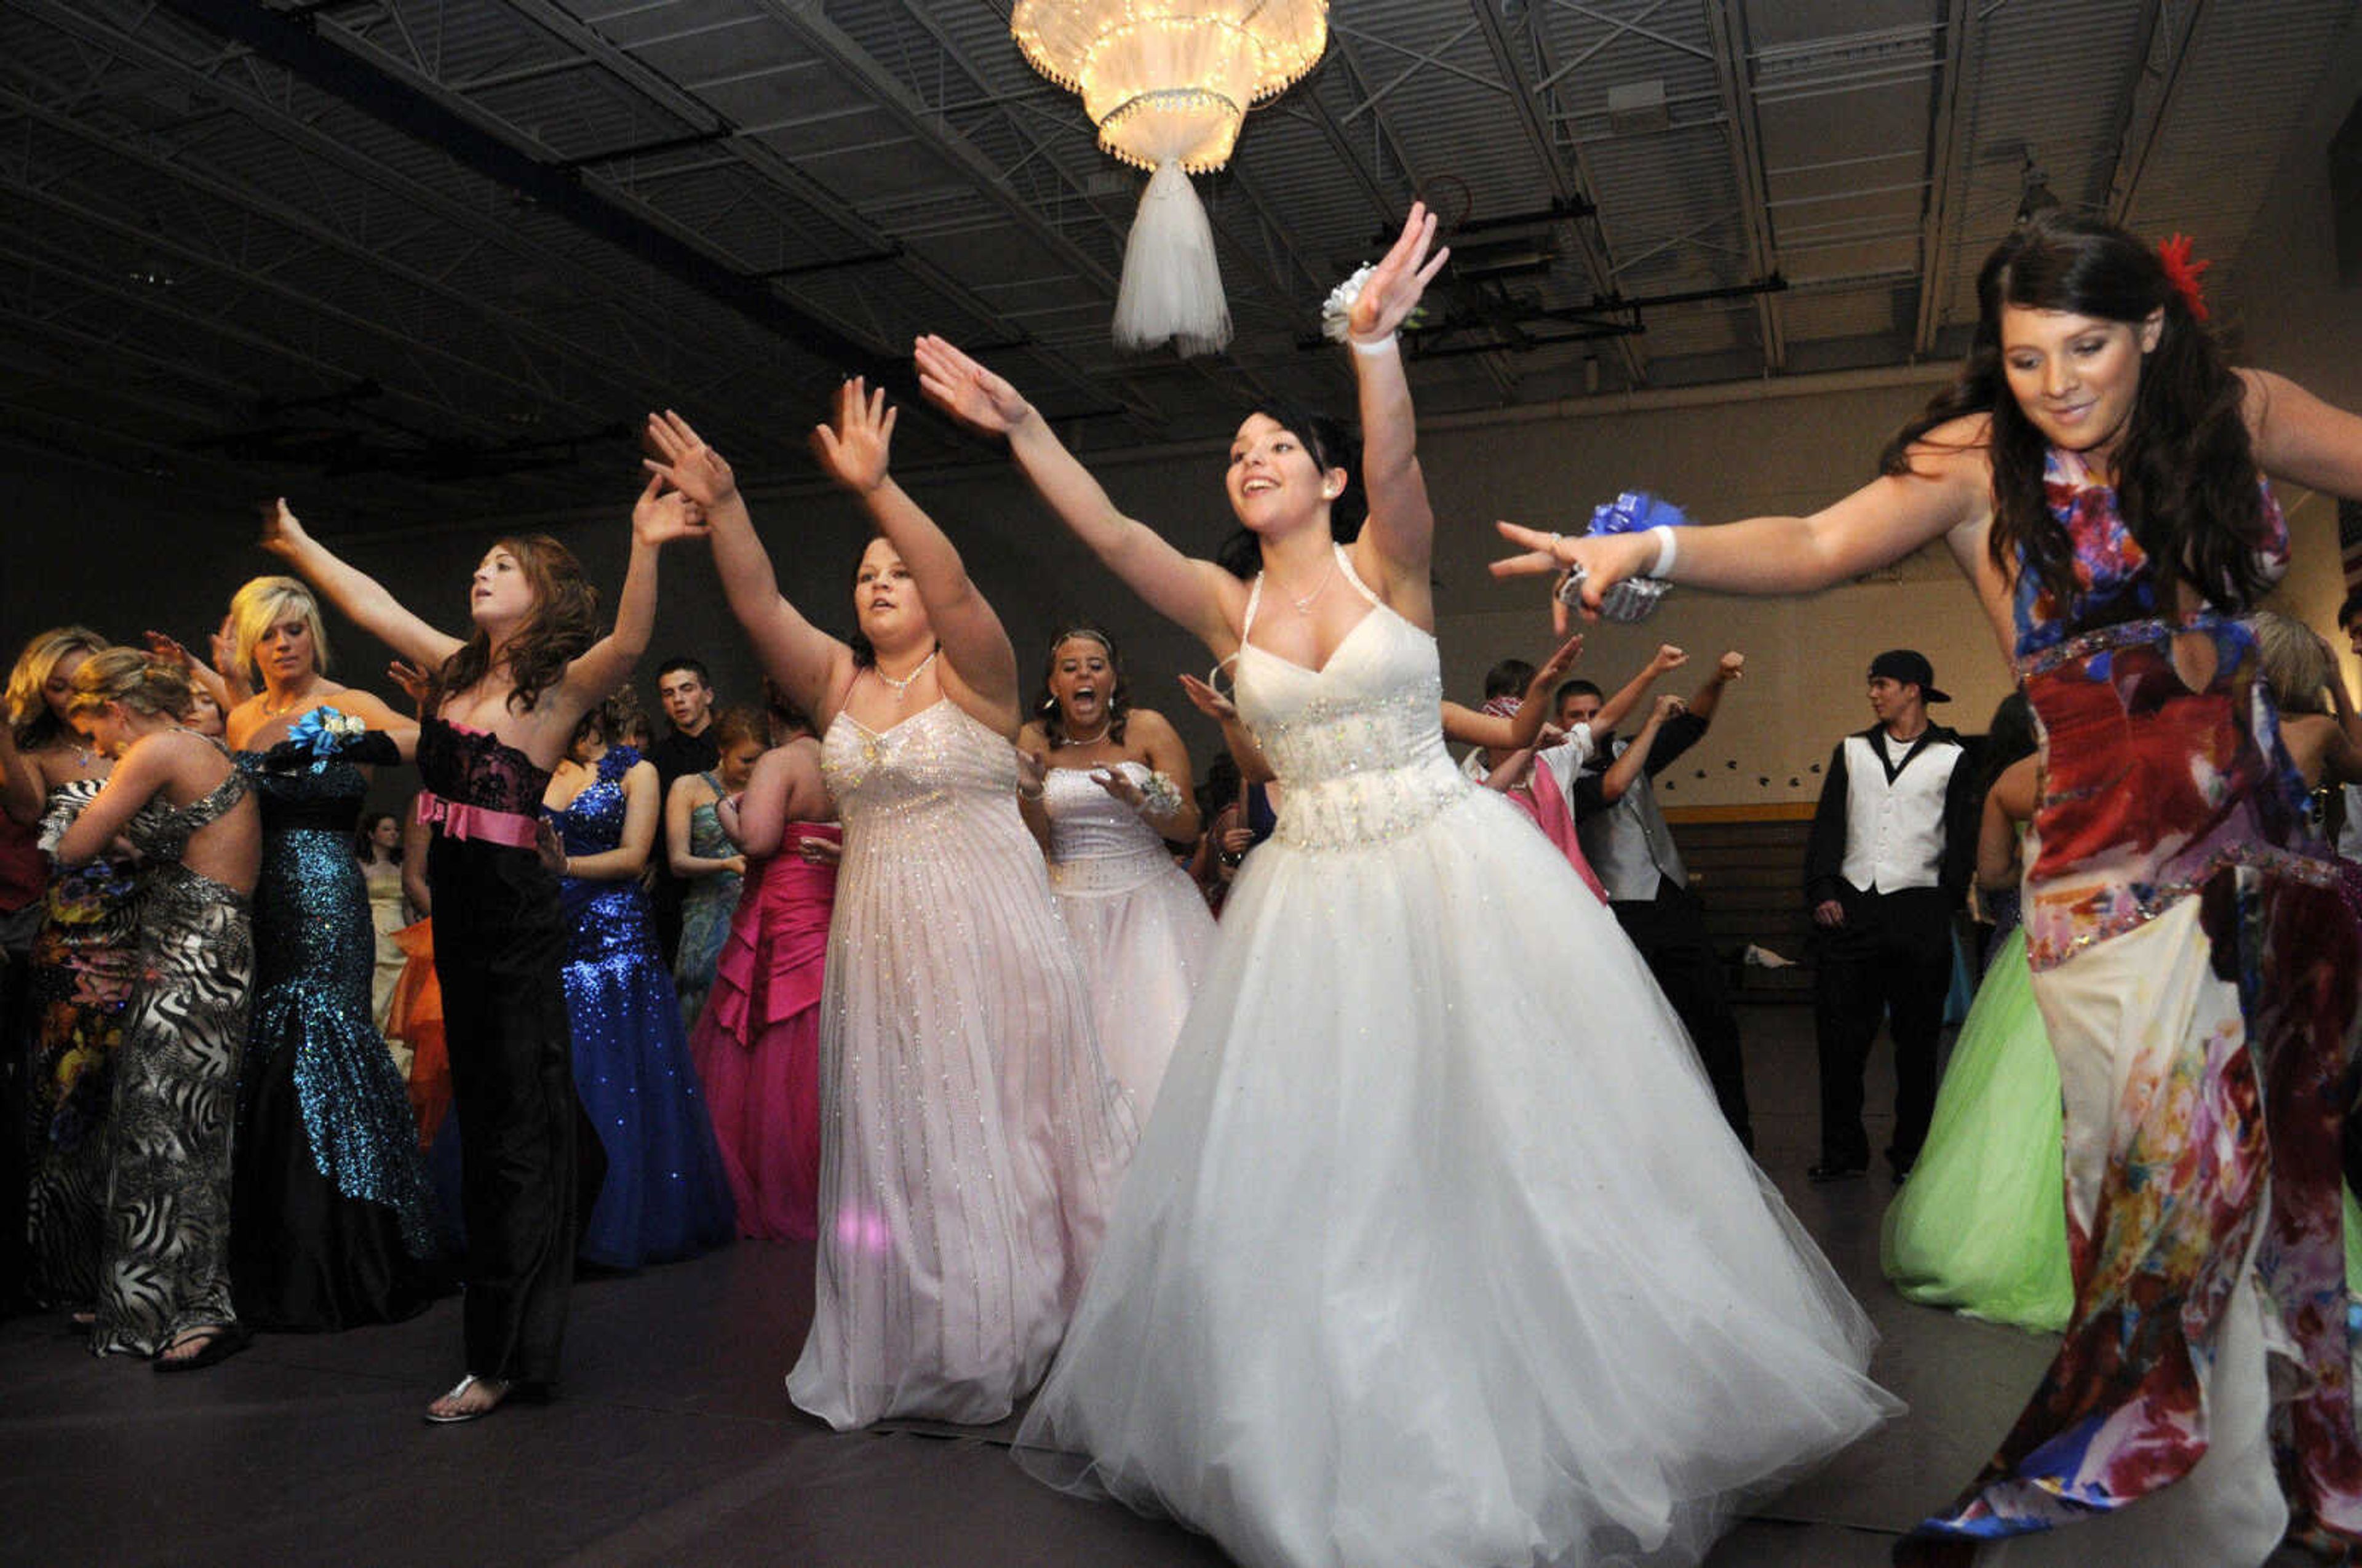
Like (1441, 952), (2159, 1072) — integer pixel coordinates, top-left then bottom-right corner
(1867, 648), (1950, 704)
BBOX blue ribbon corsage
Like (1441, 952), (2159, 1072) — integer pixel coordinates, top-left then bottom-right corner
(279, 705), (368, 770)
(1556, 490), (1690, 623)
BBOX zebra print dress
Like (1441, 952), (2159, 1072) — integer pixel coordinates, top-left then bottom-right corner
(89, 754), (255, 1357)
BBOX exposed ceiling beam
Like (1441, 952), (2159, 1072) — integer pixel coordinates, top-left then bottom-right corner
(2105, 0), (2208, 221)
(1912, 0), (1979, 355)
(145, 0), (921, 400)
(1474, 0), (1648, 387)
(1704, 0), (1784, 372)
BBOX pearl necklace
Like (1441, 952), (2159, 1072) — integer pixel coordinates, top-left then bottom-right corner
(872, 648), (939, 701)
(1057, 717), (1111, 747)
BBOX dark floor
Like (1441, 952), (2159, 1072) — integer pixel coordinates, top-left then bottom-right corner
(0, 1006), (2318, 1567)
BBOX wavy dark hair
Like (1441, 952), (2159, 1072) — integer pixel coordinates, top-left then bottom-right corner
(1033, 624), (1132, 746)
(1214, 397), (1367, 579)
(1971, 691), (2040, 807)
(1879, 209), (2268, 621)
(427, 535), (599, 718)
(354, 810), (403, 864)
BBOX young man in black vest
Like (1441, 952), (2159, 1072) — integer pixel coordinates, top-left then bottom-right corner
(1803, 649), (1977, 1184)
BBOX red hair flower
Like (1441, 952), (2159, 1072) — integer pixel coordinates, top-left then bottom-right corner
(2158, 233), (2211, 322)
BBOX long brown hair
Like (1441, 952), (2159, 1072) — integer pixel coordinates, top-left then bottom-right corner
(427, 535), (598, 717)
(1033, 624), (1132, 746)
(1879, 209), (2269, 619)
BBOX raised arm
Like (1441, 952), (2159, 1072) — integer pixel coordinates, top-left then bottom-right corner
(1594, 645), (1687, 738)
(554, 474), (706, 718)
(811, 379), (1018, 722)
(1598, 695), (1680, 804)
(644, 411), (854, 725)
(1342, 204), (1450, 585)
(1440, 636), (1587, 752)
(1491, 422), (1994, 632)
(1685, 651), (1744, 726)
(259, 499), (465, 669)
(1177, 671), (1274, 785)
(917, 335), (1236, 651)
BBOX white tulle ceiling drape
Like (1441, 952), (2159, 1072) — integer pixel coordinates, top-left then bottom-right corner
(1012, 1), (1329, 356)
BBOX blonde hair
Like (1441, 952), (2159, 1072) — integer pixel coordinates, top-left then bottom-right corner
(7, 625), (111, 750)
(2250, 611), (2335, 717)
(230, 575), (332, 686)
(69, 649), (193, 719)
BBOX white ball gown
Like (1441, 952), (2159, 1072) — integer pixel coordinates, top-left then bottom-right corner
(1040, 760), (1218, 1123)
(1014, 551), (1899, 1568)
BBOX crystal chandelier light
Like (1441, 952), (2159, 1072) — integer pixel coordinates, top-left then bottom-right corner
(1011, 0), (1329, 355)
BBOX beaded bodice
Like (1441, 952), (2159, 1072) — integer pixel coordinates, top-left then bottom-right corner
(1042, 761), (1172, 891)
(1232, 551), (1469, 853)
(822, 699), (1018, 832)
(546, 746), (638, 856)
(416, 716), (551, 817)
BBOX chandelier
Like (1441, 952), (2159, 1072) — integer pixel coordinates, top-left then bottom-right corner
(1012, 0), (1329, 355)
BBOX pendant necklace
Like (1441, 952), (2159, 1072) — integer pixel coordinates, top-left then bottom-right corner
(1059, 717), (1111, 747)
(873, 648), (939, 702)
(1281, 555), (1336, 616)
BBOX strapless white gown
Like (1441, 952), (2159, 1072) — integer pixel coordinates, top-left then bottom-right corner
(1041, 762), (1218, 1123)
(787, 699), (1137, 1430)
(1014, 558), (1899, 1567)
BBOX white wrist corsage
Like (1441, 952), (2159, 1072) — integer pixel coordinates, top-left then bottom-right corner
(1321, 263), (1426, 346)
(1135, 771), (1185, 821)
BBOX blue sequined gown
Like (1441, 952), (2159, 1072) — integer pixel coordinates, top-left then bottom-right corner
(547, 746), (733, 1268)
(230, 742), (441, 1331)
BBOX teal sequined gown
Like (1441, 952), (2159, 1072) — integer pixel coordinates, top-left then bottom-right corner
(229, 742), (441, 1330)
(671, 774), (739, 1029)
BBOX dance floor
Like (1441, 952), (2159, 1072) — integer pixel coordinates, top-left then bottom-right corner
(0, 1004), (2320, 1567)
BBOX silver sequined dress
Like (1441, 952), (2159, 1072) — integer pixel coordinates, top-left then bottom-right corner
(787, 698), (1135, 1430)
(1015, 550), (1898, 1568)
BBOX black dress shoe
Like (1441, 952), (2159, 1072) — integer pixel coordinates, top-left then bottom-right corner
(1806, 1160), (1868, 1184)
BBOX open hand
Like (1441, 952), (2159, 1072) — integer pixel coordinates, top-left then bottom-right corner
(642, 411), (738, 510)
(914, 336), (1032, 436)
(1348, 202), (1450, 343)
(1534, 632), (1585, 685)
(143, 631), (192, 671)
(259, 498), (309, 558)
(1177, 671), (1239, 723)
(1489, 523), (1658, 633)
(632, 472), (710, 547)
(386, 659), (432, 707)
(809, 378), (896, 495)
(1013, 746), (1048, 797)
(1091, 766), (1147, 810)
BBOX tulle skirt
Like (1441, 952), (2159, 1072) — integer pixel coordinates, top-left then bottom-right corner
(1015, 786), (1898, 1568)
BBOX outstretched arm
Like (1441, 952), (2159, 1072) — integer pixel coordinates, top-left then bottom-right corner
(1491, 421), (1994, 632)
(2241, 369), (2362, 501)
(260, 499), (465, 669)
(644, 411), (855, 725)
(1685, 651), (1745, 726)
(1342, 204), (1450, 584)
(811, 378), (1019, 721)
(917, 335), (1237, 652)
